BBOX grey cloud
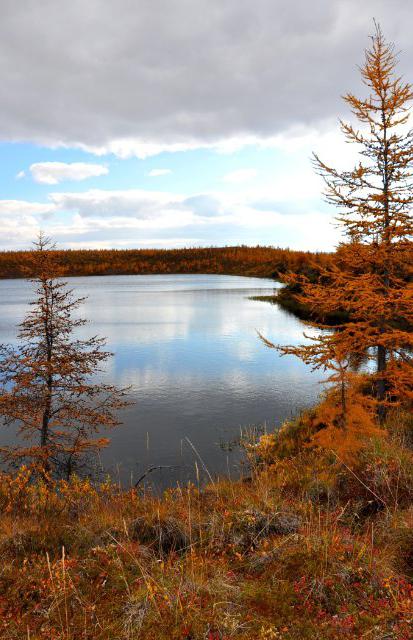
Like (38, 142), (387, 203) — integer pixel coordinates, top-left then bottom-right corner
(0, 1), (411, 152)
(50, 190), (180, 219)
(50, 190), (228, 220)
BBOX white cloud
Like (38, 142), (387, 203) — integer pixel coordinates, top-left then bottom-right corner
(76, 138), (258, 160)
(75, 132), (326, 160)
(62, 237), (201, 250)
(15, 170), (25, 180)
(0, 200), (55, 249)
(47, 187), (340, 251)
(0, 200), (55, 217)
(0, 179), (341, 252)
(223, 168), (257, 183)
(29, 162), (109, 185)
(147, 169), (172, 177)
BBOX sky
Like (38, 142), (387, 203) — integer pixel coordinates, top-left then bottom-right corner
(1, 0), (412, 252)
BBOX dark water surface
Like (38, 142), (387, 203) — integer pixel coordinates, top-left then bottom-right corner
(0, 274), (323, 487)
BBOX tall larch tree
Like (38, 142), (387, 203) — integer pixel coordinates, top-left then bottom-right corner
(0, 234), (129, 479)
(264, 25), (413, 423)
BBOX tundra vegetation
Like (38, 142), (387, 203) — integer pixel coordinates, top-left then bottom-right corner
(0, 26), (412, 640)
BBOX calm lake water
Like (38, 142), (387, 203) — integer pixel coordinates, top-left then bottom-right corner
(0, 274), (323, 487)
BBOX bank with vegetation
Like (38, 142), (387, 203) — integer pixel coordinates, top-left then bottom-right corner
(0, 405), (412, 639)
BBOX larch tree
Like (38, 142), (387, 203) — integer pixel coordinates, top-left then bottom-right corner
(264, 25), (413, 423)
(0, 234), (129, 479)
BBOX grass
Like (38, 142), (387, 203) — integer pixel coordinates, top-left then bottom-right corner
(0, 410), (412, 639)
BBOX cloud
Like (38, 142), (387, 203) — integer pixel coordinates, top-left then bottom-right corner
(0, 200), (56, 249)
(0, 1), (411, 156)
(29, 162), (109, 185)
(49, 189), (185, 220)
(147, 169), (172, 177)
(0, 200), (55, 217)
(182, 195), (224, 217)
(15, 170), (25, 180)
(49, 189), (233, 225)
(223, 168), (257, 183)
(0, 186), (340, 251)
(75, 134), (306, 160)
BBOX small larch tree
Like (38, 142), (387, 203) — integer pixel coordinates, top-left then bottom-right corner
(0, 234), (129, 479)
(263, 25), (413, 424)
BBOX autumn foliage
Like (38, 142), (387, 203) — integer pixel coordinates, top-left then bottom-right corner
(0, 245), (332, 280)
(0, 235), (129, 479)
(262, 26), (413, 456)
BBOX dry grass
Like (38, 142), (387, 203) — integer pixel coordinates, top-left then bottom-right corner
(0, 414), (412, 639)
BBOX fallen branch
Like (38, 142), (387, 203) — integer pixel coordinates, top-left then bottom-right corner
(134, 465), (179, 487)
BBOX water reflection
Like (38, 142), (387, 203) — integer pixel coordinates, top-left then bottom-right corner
(0, 274), (324, 487)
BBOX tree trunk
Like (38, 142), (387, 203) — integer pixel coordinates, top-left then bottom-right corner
(40, 386), (51, 447)
(377, 344), (387, 423)
(377, 92), (390, 424)
(340, 376), (347, 430)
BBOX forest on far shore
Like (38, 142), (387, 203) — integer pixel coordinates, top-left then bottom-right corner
(0, 245), (332, 281)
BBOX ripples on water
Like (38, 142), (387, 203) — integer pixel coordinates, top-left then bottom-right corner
(0, 274), (324, 487)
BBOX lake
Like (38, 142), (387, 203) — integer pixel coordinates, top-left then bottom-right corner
(0, 274), (323, 487)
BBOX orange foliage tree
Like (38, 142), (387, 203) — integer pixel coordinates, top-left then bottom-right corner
(0, 245), (333, 280)
(0, 235), (129, 479)
(264, 25), (413, 426)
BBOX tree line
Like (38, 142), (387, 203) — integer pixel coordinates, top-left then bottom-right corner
(0, 245), (332, 280)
